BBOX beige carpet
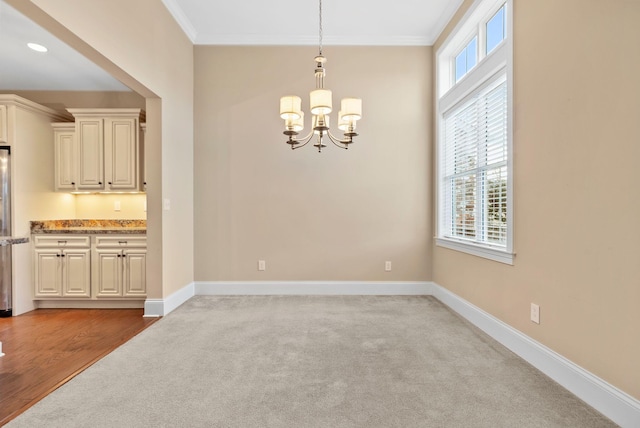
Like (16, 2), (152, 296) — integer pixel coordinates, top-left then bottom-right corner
(7, 296), (616, 427)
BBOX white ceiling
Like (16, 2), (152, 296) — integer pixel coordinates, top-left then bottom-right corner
(0, 0), (130, 91)
(0, 0), (462, 92)
(164, 0), (463, 46)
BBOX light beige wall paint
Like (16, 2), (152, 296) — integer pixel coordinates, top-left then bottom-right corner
(10, 104), (76, 315)
(433, 0), (640, 400)
(8, 0), (195, 299)
(194, 46), (431, 281)
(74, 194), (146, 220)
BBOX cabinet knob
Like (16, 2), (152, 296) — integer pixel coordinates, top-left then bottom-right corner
(71, 182), (75, 185)
(99, 181), (103, 185)
(56, 254), (60, 258)
(61, 253), (66, 257)
(108, 182), (112, 185)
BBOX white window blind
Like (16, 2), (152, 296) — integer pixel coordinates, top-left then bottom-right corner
(442, 76), (507, 247)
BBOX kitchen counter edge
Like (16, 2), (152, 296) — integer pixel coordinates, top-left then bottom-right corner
(31, 228), (146, 235)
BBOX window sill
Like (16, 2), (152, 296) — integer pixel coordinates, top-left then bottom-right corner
(436, 237), (514, 265)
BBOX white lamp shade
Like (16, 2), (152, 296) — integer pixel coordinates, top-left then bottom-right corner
(280, 96), (302, 120)
(340, 98), (362, 120)
(338, 111), (350, 131)
(291, 112), (304, 132)
(310, 89), (332, 115)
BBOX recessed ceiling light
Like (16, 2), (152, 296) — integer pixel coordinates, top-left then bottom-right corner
(27, 42), (48, 53)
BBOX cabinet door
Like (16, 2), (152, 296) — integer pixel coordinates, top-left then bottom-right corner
(34, 249), (62, 297)
(62, 249), (91, 297)
(123, 249), (146, 297)
(105, 118), (137, 190)
(140, 123), (146, 191)
(54, 128), (76, 191)
(0, 105), (7, 143)
(94, 249), (122, 297)
(76, 118), (104, 190)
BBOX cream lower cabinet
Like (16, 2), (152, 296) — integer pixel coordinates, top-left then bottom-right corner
(33, 234), (146, 300)
(33, 236), (91, 298)
(93, 236), (147, 298)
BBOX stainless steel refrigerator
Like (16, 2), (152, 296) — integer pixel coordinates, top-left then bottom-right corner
(0, 146), (11, 317)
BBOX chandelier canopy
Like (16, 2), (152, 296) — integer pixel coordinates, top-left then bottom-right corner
(279, 0), (362, 152)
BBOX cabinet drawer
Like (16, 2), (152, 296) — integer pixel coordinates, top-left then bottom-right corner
(94, 236), (146, 248)
(33, 235), (91, 248)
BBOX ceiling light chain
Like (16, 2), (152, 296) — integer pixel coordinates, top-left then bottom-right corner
(279, 0), (362, 152)
(318, 0), (323, 56)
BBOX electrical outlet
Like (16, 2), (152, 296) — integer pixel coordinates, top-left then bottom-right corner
(530, 303), (540, 324)
(258, 260), (266, 271)
(114, 201), (121, 211)
(385, 261), (392, 272)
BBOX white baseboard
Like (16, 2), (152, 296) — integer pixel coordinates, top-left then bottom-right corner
(194, 281), (434, 296)
(144, 282), (195, 317)
(145, 279), (639, 427)
(430, 283), (640, 428)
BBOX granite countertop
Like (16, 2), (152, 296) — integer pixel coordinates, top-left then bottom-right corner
(30, 220), (146, 235)
(0, 236), (30, 246)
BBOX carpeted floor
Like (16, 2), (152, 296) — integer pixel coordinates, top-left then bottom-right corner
(7, 296), (616, 427)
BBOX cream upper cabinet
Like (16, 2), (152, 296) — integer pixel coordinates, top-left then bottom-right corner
(53, 123), (77, 191)
(59, 108), (145, 193)
(0, 105), (7, 143)
(140, 123), (147, 191)
(104, 117), (137, 190)
(76, 117), (104, 190)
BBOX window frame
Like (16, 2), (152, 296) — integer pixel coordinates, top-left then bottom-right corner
(435, 0), (514, 265)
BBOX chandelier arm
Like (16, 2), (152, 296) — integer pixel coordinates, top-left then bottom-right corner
(326, 130), (350, 149)
(288, 131), (315, 150)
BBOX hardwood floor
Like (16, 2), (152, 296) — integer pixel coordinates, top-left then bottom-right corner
(0, 309), (158, 426)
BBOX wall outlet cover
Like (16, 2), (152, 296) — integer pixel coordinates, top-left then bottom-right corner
(531, 303), (540, 324)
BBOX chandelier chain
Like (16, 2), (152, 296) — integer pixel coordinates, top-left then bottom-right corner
(318, 0), (323, 55)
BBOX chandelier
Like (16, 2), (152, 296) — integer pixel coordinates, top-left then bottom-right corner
(279, 0), (362, 152)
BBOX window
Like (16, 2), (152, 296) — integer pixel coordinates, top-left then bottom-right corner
(455, 37), (477, 82)
(486, 5), (506, 54)
(443, 76), (507, 244)
(436, 0), (513, 264)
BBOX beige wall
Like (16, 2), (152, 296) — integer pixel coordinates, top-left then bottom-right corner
(8, 0), (195, 300)
(9, 103), (76, 315)
(433, 0), (640, 400)
(194, 46), (432, 281)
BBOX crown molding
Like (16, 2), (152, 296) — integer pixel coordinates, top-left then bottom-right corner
(193, 34), (432, 46)
(161, 0), (197, 43)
